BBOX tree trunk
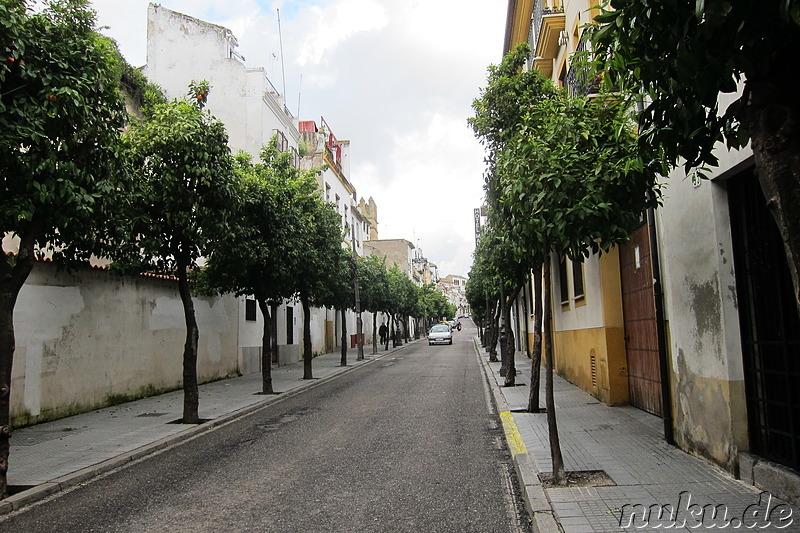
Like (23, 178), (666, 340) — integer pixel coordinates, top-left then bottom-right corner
(340, 306), (347, 367)
(543, 253), (565, 483)
(384, 313), (390, 351)
(177, 256), (200, 424)
(522, 279), (531, 358)
(356, 312), (364, 360)
(257, 297), (274, 394)
(488, 300), (500, 362)
(482, 297), (490, 347)
(372, 313), (378, 355)
(528, 264), (544, 412)
(270, 302), (279, 365)
(301, 293), (313, 380)
(0, 231), (36, 499)
(503, 286), (522, 387)
(746, 77), (800, 321)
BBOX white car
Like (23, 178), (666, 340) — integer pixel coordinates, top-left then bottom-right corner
(428, 324), (453, 345)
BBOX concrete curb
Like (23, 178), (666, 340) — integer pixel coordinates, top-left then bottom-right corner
(472, 336), (562, 533)
(2, 341), (416, 515)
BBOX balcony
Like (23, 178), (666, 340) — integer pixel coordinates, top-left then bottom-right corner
(532, 0), (565, 62)
(565, 38), (600, 97)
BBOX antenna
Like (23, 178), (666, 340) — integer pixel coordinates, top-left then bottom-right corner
(297, 73), (303, 118)
(277, 9), (287, 102)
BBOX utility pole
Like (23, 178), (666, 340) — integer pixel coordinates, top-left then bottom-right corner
(353, 249), (364, 360)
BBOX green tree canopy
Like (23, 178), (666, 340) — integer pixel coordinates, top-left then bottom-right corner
(416, 283), (452, 323)
(358, 254), (389, 315)
(495, 90), (662, 260)
(0, 0), (127, 499)
(357, 254), (389, 353)
(587, 0), (800, 315)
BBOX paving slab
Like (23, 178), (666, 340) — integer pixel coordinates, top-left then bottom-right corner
(474, 337), (800, 532)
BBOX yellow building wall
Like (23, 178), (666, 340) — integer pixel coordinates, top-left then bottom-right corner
(554, 326), (629, 405)
(552, 249), (630, 406)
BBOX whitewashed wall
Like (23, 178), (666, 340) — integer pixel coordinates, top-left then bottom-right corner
(143, 4), (300, 159)
(11, 263), (239, 426)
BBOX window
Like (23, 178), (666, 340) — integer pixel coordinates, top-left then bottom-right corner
(273, 129), (288, 152)
(286, 306), (294, 344)
(325, 183), (331, 201)
(572, 258), (585, 300)
(245, 298), (257, 321)
(559, 255), (569, 305)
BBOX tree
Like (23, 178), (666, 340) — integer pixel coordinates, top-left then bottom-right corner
(499, 92), (660, 483)
(471, 226), (527, 386)
(290, 197), (344, 380)
(116, 82), (236, 424)
(466, 236), (502, 361)
(319, 245), (355, 367)
(470, 43), (558, 370)
(385, 265), (416, 347)
(357, 254), (389, 354)
(417, 283), (452, 332)
(0, 0), (127, 498)
(471, 43), (663, 484)
(465, 266), (489, 341)
(203, 141), (319, 394)
(588, 0), (800, 317)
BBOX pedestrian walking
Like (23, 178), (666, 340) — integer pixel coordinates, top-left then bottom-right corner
(379, 322), (388, 345)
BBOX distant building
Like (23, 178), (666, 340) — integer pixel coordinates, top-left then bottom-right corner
(358, 197), (380, 241)
(299, 119), (374, 255)
(364, 239), (417, 283)
(438, 274), (469, 315)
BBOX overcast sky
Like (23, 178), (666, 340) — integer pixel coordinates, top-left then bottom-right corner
(91, 0), (506, 278)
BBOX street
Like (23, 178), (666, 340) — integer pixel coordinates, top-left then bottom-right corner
(0, 321), (530, 533)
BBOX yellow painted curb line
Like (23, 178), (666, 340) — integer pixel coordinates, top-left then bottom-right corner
(500, 411), (528, 456)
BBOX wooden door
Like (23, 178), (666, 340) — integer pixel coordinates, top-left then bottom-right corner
(620, 220), (662, 416)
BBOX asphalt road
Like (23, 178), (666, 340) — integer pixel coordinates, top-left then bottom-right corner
(0, 322), (530, 532)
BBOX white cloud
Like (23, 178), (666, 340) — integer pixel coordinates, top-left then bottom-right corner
(91, 0), (505, 276)
(296, 0), (388, 67)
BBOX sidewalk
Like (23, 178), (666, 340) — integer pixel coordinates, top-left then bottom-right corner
(3, 344), (408, 515)
(475, 338), (800, 532)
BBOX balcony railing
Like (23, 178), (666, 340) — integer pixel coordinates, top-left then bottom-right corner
(565, 37), (599, 97)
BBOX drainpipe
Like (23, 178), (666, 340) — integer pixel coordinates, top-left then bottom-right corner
(648, 206), (674, 445)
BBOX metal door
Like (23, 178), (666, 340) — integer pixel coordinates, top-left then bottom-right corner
(729, 170), (800, 470)
(620, 220), (663, 416)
